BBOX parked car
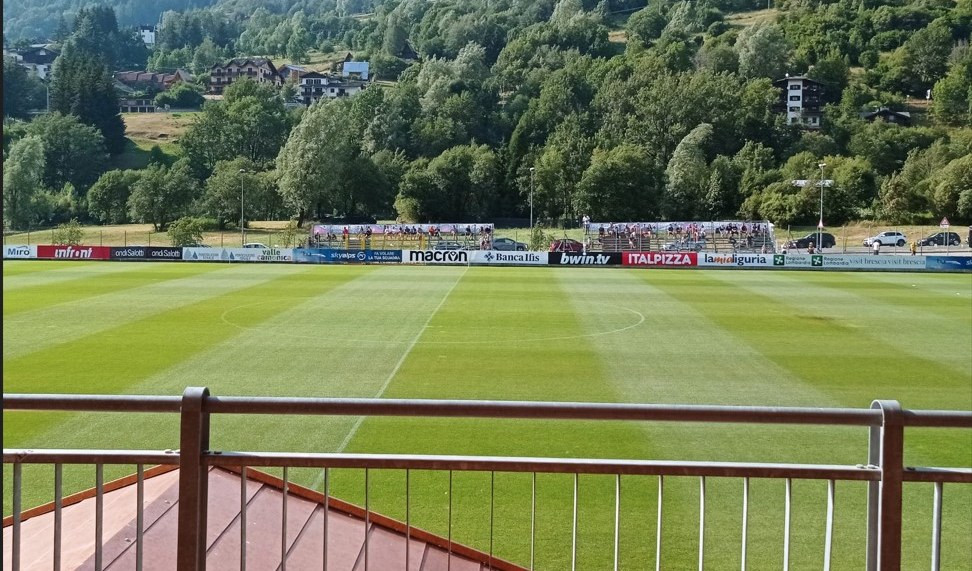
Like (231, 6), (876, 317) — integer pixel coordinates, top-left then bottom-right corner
(549, 238), (584, 252)
(863, 231), (907, 247)
(243, 242), (268, 249)
(918, 232), (962, 247)
(432, 240), (463, 250)
(663, 239), (705, 252)
(491, 237), (528, 251)
(787, 233), (836, 249)
(185, 243), (211, 248)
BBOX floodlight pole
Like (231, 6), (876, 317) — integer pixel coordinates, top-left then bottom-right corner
(818, 163), (826, 251)
(529, 167), (535, 237)
(239, 169), (246, 246)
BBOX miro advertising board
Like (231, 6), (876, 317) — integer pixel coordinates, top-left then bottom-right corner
(182, 247), (294, 262)
(3, 245), (37, 259)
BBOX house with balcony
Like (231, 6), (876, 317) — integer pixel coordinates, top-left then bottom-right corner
(773, 75), (826, 129)
(208, 58), (282, 95)
(114, 69), (190, 93)
(298, 71), (366, 105)
(3, 45), (58, 80)
(860, 107), (912, 126)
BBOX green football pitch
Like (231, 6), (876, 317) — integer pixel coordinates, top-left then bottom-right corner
(3, 261), (971, 568)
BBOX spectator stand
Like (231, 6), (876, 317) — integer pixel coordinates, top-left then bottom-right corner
(588, 221), (776, 254)
(310, 224), (494, 250)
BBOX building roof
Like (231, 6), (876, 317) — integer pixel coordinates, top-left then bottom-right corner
(773, 75), (825, 86)
(1, 466), (525, 571)
(212, 57), (278, 73)
(860, 107), (911, 120)
(791, 179), (834, 187)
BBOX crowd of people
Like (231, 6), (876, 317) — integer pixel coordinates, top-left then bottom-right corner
(583, 219), (774, 253)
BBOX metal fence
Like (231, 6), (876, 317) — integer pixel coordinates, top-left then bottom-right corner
(3, 388), (971, 570)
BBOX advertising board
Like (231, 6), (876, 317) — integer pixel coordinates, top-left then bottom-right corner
(470, 251), (548, 265)
(403, 250), (470, 264)
(3, 245), (37, 259)
(293, 249), (402, 263)
(623, 252), (698, 267)
(925, 256), (972, 271)
(548, 252), (622, 266)
(697, 253), (770, 267)
(110, 246), (183, 261)
(37, 245), (111, 260)
(182, 247), (294, 262)
(772, 254), (928, 270)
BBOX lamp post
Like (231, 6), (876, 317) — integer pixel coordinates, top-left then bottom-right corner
(817, 163), (826, 252)
(239, 169), (246, 246)
(529, 167), (535, 236)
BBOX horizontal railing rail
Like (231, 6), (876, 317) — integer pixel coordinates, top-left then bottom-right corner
(3, 389), (971, 571)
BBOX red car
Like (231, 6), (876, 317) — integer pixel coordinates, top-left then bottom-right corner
(549, 238), (584, 252)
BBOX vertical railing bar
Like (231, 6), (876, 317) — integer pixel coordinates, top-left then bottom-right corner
(136, 464), (144, 571)
(655, 475), (664, 571)
(364, 468), (369, 571)
(783, 478), (792, 571)
(322, 468), (329, 571)
(281, 466), (289, 571)
(698, 476), (705, 571)
(405, 468), (412, 571)
(571, 473), (579, 571)
(741, 477), (749, 571)
(931, 482), (942, 571)
(489, 471), (495, 569)
(824, 479), (835, 571)
(241, 466), (247, 571)
(448, 469), (453, 571)
(405, 469), (410, 571)
(54, 463), (62, 571)
(96, 464), (104, 571)
(613, 474), (621, 571)
(12, 462), (22, 571)
(866, 424), (880, 571)
(530, 471), (537, 571)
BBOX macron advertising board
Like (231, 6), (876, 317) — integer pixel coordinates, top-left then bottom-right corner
(3, 245), (37, 259)
(470, 250), (548, 265)
(37, 245), (111, 260)
(293, 249), (402, 263)
(183, 247), (294, 262)
(403, 250), (470, 264)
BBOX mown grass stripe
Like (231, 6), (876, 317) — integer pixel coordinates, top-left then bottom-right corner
(336, 267), (651, 569)
(2, 262), (230, 316)
(2, 260), (151, 291)
(2, 264), (289, 360)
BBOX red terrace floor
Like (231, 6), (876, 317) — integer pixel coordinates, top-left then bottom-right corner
(2, 466), (524, 570)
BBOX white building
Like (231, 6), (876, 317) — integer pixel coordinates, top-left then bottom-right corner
(4, 45), (58, 80)
(773, 75), (826, 129)
(139, 25), (156, 45)
(298, 71), (366, 106)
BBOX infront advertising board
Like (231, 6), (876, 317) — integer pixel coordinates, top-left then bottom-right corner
(110, 246), (183, 261)
(403, 250), (470, 264)
(293, 249), (402, 263)
(925, 256), (972, 271)
(182, 247), (294, 262)
(623, 252), (698, 267)
(549, 252), (622, 266)
(470, 250), (548, 265)
(37, 245), (111, 260)
(3, 245), (37, 259)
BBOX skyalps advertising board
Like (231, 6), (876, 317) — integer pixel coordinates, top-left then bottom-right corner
(293, 249), (403, 263)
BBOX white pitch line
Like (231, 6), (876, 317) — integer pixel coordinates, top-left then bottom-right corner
(311, 266), (469, 490)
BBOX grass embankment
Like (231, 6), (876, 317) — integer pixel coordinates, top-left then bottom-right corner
(3, 264), (971, 568)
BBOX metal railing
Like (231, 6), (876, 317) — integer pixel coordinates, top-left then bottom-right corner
(3, 389), (971, 570)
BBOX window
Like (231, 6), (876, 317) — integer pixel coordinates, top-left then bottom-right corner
(789, 106), (800, 112)
(789, 95), (801, 101)
(789, 84), (801, 90)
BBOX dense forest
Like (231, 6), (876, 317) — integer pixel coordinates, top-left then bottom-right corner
(3, 0), (971, 233)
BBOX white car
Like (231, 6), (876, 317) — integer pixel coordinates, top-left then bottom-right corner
(863, 231), (907, 248)
(243, 242), (269, 249)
